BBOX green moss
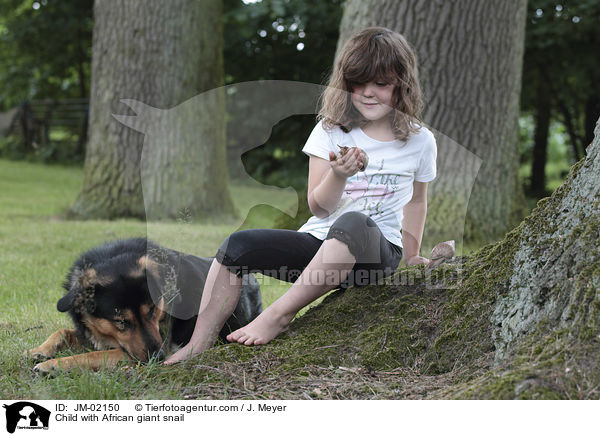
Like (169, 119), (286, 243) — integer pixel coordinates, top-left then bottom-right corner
(453, 322), (600, 400)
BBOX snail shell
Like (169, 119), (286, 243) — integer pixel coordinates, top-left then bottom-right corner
(430, 240), (455, 260)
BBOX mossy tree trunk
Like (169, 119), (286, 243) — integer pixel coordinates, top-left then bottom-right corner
(491, 117), (600, 362)
(337, 0), (528, 245)
(70, 0), (234, 220)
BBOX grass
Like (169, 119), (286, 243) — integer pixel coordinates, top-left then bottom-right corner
(0, 158), (303, 399)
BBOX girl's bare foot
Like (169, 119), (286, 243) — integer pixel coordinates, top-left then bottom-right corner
(227, 238), (355, 346)
(226, 307), (294, 345)
(163, 344), (201, 365)
(162, 317), (221, 365)
(405, 255), (431, 266)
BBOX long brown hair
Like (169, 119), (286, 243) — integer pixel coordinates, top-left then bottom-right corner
(319, 27), (424, 141)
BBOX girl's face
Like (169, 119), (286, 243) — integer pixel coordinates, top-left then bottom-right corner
(350, 81), (396, 122)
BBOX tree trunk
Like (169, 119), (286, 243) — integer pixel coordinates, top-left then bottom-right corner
(529, 79), (551, 197)
(70, 0), (234, 220)
(75, 26), (88, 157)
(337, 0), (528, 246)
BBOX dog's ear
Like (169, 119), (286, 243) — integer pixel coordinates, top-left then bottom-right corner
(79, 268), (98, 289)
(136, 255), (160, 279)
(57, 290), (76, 312)
(57, 268), (98, 314)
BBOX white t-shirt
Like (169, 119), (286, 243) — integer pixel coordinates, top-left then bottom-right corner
(297, 120), (437, 248)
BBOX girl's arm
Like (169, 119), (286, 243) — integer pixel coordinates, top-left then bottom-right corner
(307, 148), (364, 219)
(402, 181), (431, 266)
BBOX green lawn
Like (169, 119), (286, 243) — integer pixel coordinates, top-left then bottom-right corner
(0, 159), (300, 399)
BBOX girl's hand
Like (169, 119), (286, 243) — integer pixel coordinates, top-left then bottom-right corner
(328, 147), (366, 178)
(404, 255), (431, 266)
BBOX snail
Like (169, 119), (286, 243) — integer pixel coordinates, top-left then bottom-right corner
(330, 144), (369, 171)
(427, 240), (455, 268)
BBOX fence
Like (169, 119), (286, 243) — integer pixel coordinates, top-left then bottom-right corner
(3, 98), (89, 155)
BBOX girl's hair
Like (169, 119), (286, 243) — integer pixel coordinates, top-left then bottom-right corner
(318, 27), (424, 141)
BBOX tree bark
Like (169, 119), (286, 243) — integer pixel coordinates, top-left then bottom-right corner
(70, 0), (234, 220)
(491, 115), (600, 362)
(337, 0), (528, 245)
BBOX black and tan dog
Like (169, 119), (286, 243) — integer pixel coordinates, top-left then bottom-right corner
(24, 238), (261, 373)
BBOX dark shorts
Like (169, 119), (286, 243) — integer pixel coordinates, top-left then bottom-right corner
(215, 211), (403, 289)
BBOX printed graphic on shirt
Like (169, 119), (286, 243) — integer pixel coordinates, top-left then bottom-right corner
(299, 120), (437, 247)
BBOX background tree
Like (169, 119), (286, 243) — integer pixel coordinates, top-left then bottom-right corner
(521, 0), (600, 197)
(0, 0), (92, 110)
(2, 0), (597, 228)
(70, 0), (234, 220)
(223, 0), (343, 188)
(0, 0), (93, 161)
(336, 0), (529, 245)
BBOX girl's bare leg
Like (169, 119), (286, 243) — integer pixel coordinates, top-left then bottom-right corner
(163, 259), (242, 365)
(227, 238), (356, 345)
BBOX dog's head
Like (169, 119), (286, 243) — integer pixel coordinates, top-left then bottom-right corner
(57, 255), (168, 362)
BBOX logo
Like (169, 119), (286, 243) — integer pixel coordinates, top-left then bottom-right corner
(3, 402), (50, 433)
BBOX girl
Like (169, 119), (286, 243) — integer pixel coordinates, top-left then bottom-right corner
(164, 27), (436, 365)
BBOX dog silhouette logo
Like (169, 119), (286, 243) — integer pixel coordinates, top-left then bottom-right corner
(3, 402), (50, 433)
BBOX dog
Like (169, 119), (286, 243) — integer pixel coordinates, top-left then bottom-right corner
(24, 238), (262, 373)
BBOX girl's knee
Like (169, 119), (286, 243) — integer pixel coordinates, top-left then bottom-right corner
(326, 212), (379, 260)
(215, 231), (250, 272)
(331, 211), (371, 229)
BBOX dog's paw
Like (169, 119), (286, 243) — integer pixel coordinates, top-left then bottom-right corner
(23, 349), (49, 363)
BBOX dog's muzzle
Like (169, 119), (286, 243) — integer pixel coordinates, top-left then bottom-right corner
(151, 348), (166, 362)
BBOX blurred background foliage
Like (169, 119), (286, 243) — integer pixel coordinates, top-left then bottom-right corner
(520, 0), (600, 198)
(0, 0), (598, 203)
(222, 0), (343, 190)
